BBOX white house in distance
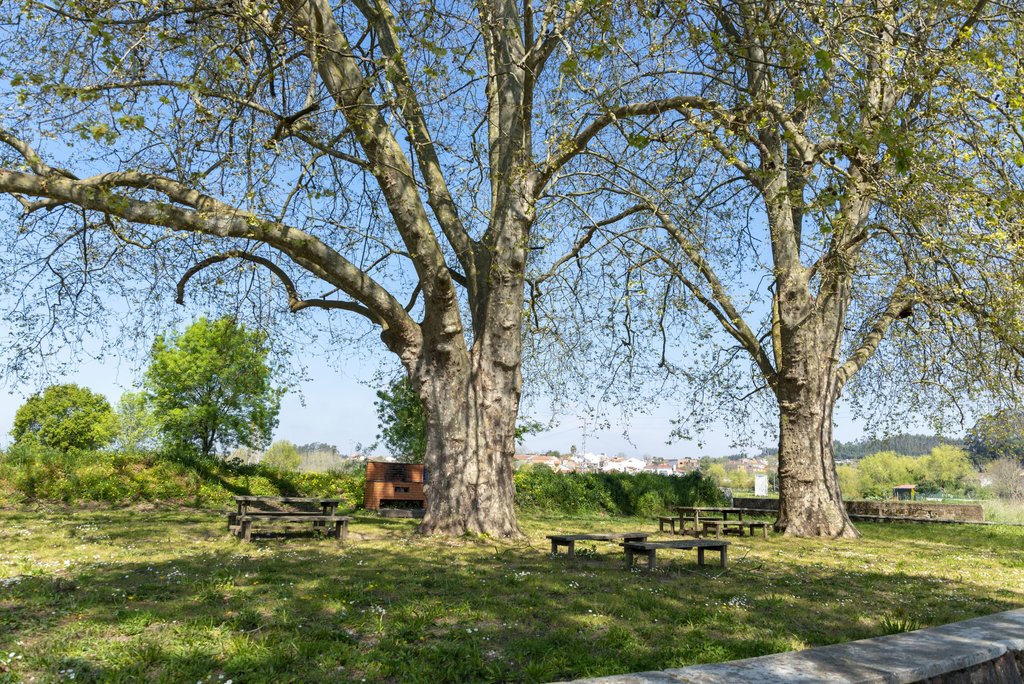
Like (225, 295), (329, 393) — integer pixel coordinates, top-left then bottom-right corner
(602, 457), (646, 473)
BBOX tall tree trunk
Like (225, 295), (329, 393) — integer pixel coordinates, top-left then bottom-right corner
(413, 343), (522, 537)
(774, 317), (859, 538)
(411, 205), (528, 537)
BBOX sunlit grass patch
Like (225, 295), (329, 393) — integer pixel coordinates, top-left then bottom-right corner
(0, 507), (1022, 683)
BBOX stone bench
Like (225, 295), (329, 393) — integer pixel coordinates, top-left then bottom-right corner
(621, 539), (730, 571)
(701, 520), (770, 539)
(547, 532), (649, 559)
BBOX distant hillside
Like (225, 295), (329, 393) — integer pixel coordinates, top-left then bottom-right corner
(834, 434), (964, 460)
(761, 434), (964, 461)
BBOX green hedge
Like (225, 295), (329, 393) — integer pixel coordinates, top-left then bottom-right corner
(0, 443), (365, 509)
(1, 446), (723, 517)
(513, 465), (724, 516)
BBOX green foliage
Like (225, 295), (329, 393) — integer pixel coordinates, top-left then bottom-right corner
(144, 317), (283, 457)
(966, 410), (1024, 466)
(832, 434), (964, 461)
(0, 441), (364, 508)
(0, 442), (189, 503)
(848, 446), (978, 499)
(837, 464), (862, 499)
(11, 383), (118, 452)
(513, 465), (723, 516)
(261, 440), (301, 472)
(919, 446), (979, 496)
(113, 391), (158, 452)
(375, 377), (426, 462)
(856, 451), (925, 499)
(702, 461), (755, 490)
(375, 376), (543, 462)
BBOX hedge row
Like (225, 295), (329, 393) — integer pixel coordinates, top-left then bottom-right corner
(0, 446), (723, 517)
(0, 443), (364, 509)
(512, 464), (724, 516)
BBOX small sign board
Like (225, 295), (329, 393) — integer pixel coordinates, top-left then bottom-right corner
(754, 473), (768, 496)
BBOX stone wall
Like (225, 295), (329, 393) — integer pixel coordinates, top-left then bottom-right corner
(563, 608), (1024, 684)
(732, 497), (985, 522)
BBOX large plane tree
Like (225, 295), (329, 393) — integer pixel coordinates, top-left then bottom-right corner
(529, 0), (1024, 536)
(0, 0), (677, 535)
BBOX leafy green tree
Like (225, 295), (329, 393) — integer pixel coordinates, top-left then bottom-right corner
(262, 440), (301, 472)
(856, 452), (923, 499)
(966, 411), (1024, 466)
(375, 378), (427, 463)
(144, 317), (282, 458)
(836, 465), (862, 500)
(375, 376), (545, 463)
(919, 446), (978, 496)
(114, 391), (159, 453)
(11, 384), (117, 451)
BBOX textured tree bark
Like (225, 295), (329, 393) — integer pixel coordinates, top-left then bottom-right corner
(411, 200), (529, 537)
(773, 315), (860, 539)
(414, 348), (522, 537)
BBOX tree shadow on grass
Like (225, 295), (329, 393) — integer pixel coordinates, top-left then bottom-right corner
(2, 515), (1023, 683)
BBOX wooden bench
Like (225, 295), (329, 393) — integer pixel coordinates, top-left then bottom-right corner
(700, 520), (770, 539)
(621, 539), (730, 570)
(547, 532), (649, 559)
(230, 496), (352, 542)
(658, 516), (678, 534)
(679, 515), (722, 536)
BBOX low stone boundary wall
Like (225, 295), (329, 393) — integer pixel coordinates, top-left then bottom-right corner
(561, 608), (1024, 683)
(732, 497), (985, 522)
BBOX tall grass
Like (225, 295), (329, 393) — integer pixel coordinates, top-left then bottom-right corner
(981, 499), (1024, 524)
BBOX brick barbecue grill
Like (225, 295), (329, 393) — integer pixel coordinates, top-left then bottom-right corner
(363, 461), (426, 510)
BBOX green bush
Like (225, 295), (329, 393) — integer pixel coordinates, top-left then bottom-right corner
(513, 466), (722, 516)
(0, 442), (365, 509)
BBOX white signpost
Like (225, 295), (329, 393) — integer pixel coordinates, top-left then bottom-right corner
(754, 473), (768, 497)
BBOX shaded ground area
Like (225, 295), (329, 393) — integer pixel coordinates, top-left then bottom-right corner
(1, 508), (1022, 683)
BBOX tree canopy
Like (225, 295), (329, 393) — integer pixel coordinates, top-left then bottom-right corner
(526, 0), (1024, 536)
(0, 0), (1021, 537)
(966, 410), (1024, 465)
(11, 383), (118, 451)
(144, 317), (282, 457)
(375, 378), (427, 463)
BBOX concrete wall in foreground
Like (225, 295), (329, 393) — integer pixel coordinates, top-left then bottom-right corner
(561, 608), (1024, 684)
(732, 497), (985, 522)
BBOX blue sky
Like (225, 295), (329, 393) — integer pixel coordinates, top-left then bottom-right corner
(0, 336), (890, 457)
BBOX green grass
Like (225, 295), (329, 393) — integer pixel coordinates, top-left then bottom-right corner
(1, 507), (1023, 683)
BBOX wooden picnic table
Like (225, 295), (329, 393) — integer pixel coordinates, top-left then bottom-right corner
(230, 496), (350, 542)
(235, 495), (343, 518)
(547, 532), (649, 559)
(675, 506), (749, 536)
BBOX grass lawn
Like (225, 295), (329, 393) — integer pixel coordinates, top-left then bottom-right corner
(1, 507), (1023, 683)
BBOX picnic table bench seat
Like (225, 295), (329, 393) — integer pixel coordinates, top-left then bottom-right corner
(621, 539), (730, 570)
(679, 514), (723, 536)
(700, 520), (770, 539)
(229, 496), (351, 542)
(547, 532), (649, 559)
